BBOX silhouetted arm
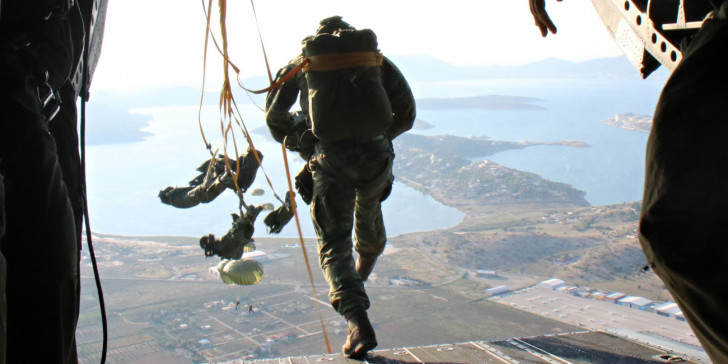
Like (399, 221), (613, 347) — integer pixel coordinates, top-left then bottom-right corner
(530, 0), (562, 37)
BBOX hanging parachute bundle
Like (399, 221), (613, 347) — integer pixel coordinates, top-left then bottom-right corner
(160, 0), (333, 353)
(200, 205), (262, 260)
(155, 0), (306, 289)
(158, 147), (264, 209)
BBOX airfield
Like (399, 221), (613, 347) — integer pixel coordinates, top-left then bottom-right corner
(76, 235), (706, 363)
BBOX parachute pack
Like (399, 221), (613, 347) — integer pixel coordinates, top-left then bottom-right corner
(302, 28), (393, 142)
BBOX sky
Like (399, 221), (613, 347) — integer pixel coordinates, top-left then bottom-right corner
(91, 0), (623, 93)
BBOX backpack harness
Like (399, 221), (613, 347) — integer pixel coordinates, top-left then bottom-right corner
(244, 51), (384, 94)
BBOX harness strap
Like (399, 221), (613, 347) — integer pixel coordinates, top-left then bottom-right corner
(304, 51), (383, 72)
(244, 51), (384, 94)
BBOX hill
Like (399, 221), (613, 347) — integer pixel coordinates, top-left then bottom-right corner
(393, 134), (590, 213)
(390, 133), (668, 301)
(89, 55), (667, 112)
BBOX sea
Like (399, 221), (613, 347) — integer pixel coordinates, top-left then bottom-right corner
(85, 76), (666, 239)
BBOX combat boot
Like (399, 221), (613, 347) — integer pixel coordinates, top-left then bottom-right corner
(356, 256), (377, 281)
(342, 308), (377, 358)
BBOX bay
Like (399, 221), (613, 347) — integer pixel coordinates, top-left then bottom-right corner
(409, 78), (665, 205)
(85, 77), (666, 238)
(85, 105), (464, 238)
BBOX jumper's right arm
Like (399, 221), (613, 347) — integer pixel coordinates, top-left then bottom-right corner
(265, 59), (305, 144)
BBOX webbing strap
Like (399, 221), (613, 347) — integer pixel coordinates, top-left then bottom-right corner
(242, 58), (309, 95)
(249, 0), (273, 84)
(242, 50), (383, 94)
(199, 1), (334, 354)
(198, 0), (215, 154)
(304, 51), (383, 72)
(281, 144), (332, 353)
(250, 0), (331, 353)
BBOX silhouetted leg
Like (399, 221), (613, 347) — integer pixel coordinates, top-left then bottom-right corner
(1, 53), (79, 364)
(639, 14), (728, 364)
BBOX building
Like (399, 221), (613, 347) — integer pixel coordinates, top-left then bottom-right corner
(605, 292), (626, 303)
(486, 286), (509, 296)
(617, 296), (653, 310)
(655, 302), (683, 318)
(476, 270), (498, 278)
(197, 338), (212, 348)
(390, 277), (425, 287)
(539, 278), (565, 290)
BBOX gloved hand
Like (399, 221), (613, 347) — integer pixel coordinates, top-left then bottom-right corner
(264, 194), (294, 234)
(283, 111), (316, 160)
(295, 165), (313, 205)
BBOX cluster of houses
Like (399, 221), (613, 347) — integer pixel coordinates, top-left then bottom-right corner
(538, 278), (685, 321)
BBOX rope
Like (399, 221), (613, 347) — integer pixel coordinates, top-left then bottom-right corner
(249, 0), (273, 84)
(198, 0), (334, 354)
(230, 94), (285, 205)
(281, 144), (332, 353)
(198, 0), (215, 155)
(80, 7), (108, 360)
(200, 0), (265, 112)
(250, 0), (332, 352)
(80, 106), (108, 364)
(199, 0), (285, 205)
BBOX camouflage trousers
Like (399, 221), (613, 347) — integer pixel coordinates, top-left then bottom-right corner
(639, 10), (728, 364)
(309, 136), (394, 315)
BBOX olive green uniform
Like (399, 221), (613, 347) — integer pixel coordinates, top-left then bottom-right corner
(309, 137), (394, 313)
(266, 54), (415, 315)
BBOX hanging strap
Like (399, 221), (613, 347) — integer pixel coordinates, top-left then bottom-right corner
(248, 0), (332, 352)
(242, 58), (309, 95)
(281, 144), (332, 353)
(242, 51), (384, 94)
(304, 51), (383, 72)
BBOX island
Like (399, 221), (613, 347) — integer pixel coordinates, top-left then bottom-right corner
(603, 113), (652, 132)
